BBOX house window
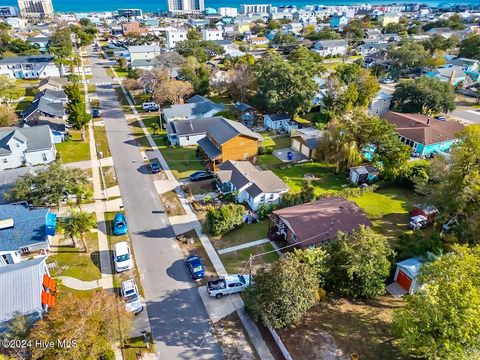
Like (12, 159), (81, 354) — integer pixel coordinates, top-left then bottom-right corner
(186, 136), (190, 141)
(42, 153), (47, 161)
(2, 158), (7, 163)
(16, 143), (20, 147)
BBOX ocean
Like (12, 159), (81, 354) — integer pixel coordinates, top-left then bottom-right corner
(1, 0), (478, 13)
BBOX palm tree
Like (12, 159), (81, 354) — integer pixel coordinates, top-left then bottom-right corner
(151, 123), (160, 136)
(62, 211), (97, 252)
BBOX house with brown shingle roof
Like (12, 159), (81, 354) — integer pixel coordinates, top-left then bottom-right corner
(268, 197), (372, 248)
(383, 111), (464, 157)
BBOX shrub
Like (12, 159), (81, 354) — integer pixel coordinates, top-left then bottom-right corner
(205, 203), (246, 236)
(337, 184), (378, 198)
(257, 203), (278, 220)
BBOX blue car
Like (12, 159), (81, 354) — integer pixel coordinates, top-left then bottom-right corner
(113, 212), (128, 236)
(148, 160), (161, 174)
(185, 255), (205, 279)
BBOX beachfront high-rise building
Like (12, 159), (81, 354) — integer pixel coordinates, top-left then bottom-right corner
(167, 0), (204, 16)
(0, 6), (18, 18)
(17, 0), (53, 18)
(240, 4), (272, 15)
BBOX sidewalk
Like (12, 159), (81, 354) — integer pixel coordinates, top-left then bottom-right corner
(114, 72), (274, 360)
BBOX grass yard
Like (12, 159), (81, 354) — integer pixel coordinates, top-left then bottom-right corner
(260, 133), (291, 149)
(93, 126), (110, 158)
(56, 129), (91, 163)
(123, 336), (155, 360)
(113, 66), (129, 78)
(352, 186), (418, 243)
(159, 191), (186, 216)
(114, 86), (133, 113)
(273, 163), (350, 196)
(158, 146), (205, 179)
(278, 296), (404, 360)
(49, 230), (101, 282)
(212, 220), (269, 251)
(129, 120), (152, 150)
(101, 166), (117, 189)
(208, 94), (233, 104)
(220, 242), (278, 274)
(256, 154), (284, 170)
(87, 84), (96, 93)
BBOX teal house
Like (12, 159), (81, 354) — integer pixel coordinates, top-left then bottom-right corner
(384, 112), (464, 157)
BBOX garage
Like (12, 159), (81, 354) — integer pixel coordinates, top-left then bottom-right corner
(292, 139), (300, 151)
(300, 144), (310, 157)
(396, 271), (412, 292)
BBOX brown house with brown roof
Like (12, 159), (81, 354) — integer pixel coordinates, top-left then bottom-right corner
(268, 197), (372, 248)
(383, 111), (464, 157)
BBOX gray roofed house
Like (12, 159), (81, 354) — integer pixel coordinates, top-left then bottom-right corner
(0, 55), (60, 79)
(0, 256), (54, 325)
(216, 160), (289, 210)
(313, 39), (348, 57)
(0, 125), (57, 170)
(167, 117), (263, 170)
(22, 89), (67, 123)
(162, 95), (224, 123)
(38, 77), (68, 91)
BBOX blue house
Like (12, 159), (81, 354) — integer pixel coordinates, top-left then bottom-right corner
(330, 15), (348, 28)
(425, 65), (467, 86)
(384, 111), (464, 157)
(0, 204), (56, 265)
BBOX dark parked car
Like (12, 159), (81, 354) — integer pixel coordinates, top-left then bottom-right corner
(189, 171), (214, 182)
(185, 255), (205, 279)
(148, 160), (161, 174)
(91, 107), (102, 118)
(435, 115), (446, 121)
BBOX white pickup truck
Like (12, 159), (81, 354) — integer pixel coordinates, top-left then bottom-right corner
(206, 274), (252, 299)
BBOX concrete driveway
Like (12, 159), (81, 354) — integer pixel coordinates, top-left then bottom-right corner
(87, 48), (223, 360)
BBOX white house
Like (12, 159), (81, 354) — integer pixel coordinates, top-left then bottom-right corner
(26, 34), (50, 51)
(5, 17), (27, 29)
(0, 126), (57, 170)
(127, 45), (162, 62)
(313, 40), (348, 57)
(165, 29), (188, 49)
(392, 257), (424, 295)
(216, 160), (289, 210)
(218, 7), (238, 17)
(201, 28), (223, 41)
(263, 114), (297, 132)
(368, 91), (393, 116)
(0, 55), (61, 79)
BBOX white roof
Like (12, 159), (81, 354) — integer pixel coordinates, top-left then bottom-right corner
(0, 256), (46, 323)
(127, 45), (161, 53)
(397, 257), (423, 279)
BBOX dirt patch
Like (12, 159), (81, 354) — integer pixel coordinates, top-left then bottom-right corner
(278, 296), (405, 360)
(159, 191), (186, 216)
(184, 179), (215, 196)
(213, 312), (258, 360)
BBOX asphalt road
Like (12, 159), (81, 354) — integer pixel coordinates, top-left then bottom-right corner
(87, 48), (223, 360)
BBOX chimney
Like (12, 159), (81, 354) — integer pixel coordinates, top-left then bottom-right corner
(427, 118), (430, 124)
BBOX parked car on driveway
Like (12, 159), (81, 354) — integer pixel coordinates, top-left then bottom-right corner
(189, 171), (214, 182)
(142, 102), (159, 112)
(185, 255), (205, 280)
(121, 279), (143, 314)
(207, 274), (252, 299)
(91, 107), (102, 118)
(113, 212), (128, 235)
(113, 241), (134, 273)
(148, 159), (161, 174)
(435, 115), (446, 121)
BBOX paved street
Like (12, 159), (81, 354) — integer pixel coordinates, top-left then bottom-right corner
(87, 48), (223, 360)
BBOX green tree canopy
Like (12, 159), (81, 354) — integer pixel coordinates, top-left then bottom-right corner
(205, 203), (246, 236)
(253, 51), (318, 116)
(6, 162), (88, 207)
(306, 28), (341, 40)
(0, 75), (23, 106)
(458, 34), (480, 60)
(64, 84), (89, 139)
(287, 47), (325, 77)
(325, 226), (393, 298)
(176, 39), (225, 63)
(393, 246), (480, 359)
(62, 211), (97, 252)
(392, 76), (456, 115)
(244, 253), (319, 328)
(179, 56), (210, 94)
(388, 42), (430, 72)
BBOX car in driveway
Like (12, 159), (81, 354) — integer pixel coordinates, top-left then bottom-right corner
(185, 255), (206, 280)
(121, 279), (143, 314)
(113, 212), (128, 235)
(113, 241), (134, 273)
(381, 77), (395, 84)
(189, 171), (214, 182)
(142, 102), (160, 112)
(207, 274), (252, 299)
(148, 159), (161, 174)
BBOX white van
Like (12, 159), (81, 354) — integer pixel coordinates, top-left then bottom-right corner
(113, 241), (134, 273)
(142, 102), (159, 112)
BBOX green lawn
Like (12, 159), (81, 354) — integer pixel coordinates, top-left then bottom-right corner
(352, 186), (418, 242)
(159, 147), (205, 179)
(260, 134), (290, 149)
(93, 126), (110, 158)
(49, 231), (101, 281)
(213, 220), (269, 250)
(56, 129), (91, 163)
(113, 66), (129, 78)
(87, 84), (96, 93)
(102, 166), (117, 189)
(114, 86), (133, 113)
(273, 163), (350, 196)
(208, 94), (233, 104)
(220, 242), (279, 274)
(256, 154), (284, 170)
(123, 336), (154, 360)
